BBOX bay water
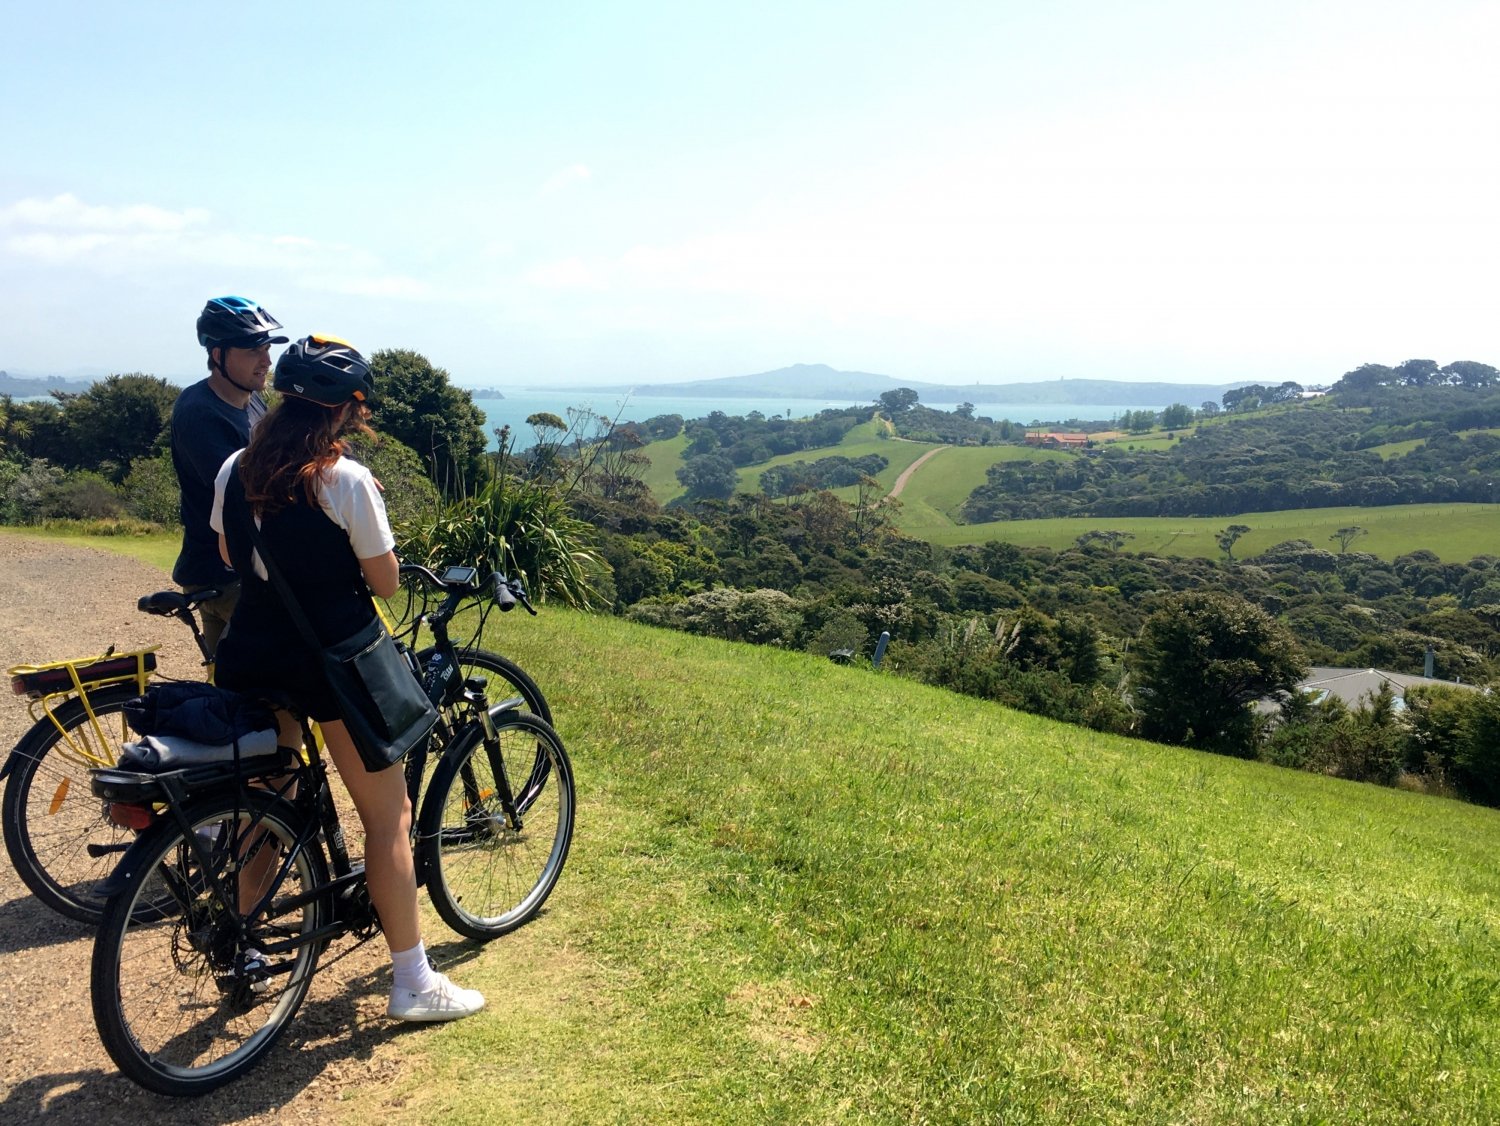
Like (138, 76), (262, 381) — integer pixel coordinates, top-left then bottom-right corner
(471, 389), (1184, 451)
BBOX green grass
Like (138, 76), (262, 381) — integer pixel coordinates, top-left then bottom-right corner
(1101, 433), (1182, 452)
(885, 445), (1073, 529)
(899, 502), (1500, 561)
(1366, 428), (1500, 460)
(336, 608), (1500, 1124)
(26, 533), (1500, 1120)
(733, 422), (934, 497)
(639, 432), (690, 505)
(0, 524), (179, 571)
(1365, 437), (1427, 459)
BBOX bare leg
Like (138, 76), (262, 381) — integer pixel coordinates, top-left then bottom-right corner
(316, 717), (422, 952)
(236, 710), (302, 914)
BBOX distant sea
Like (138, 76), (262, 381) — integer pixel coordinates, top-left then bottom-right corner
(472, 390), (1187, 452)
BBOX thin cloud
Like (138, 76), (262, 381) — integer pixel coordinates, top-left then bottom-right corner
(537, 163), (593, 197)
(0, 192), (209, 232)
(0, 193), (433, 301)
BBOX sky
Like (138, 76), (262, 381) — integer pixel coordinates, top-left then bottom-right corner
(2, 0), (1496, 389)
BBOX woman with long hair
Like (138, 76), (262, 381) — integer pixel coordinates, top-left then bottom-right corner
(209, 334), (484, 1022)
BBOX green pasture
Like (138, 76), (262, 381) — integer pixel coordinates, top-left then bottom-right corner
(1366, 437), (1427, 459)
(737, 431), (937, 498)
(1099, 433), (1182, 451)
(638, 432), (689, 505)
(881, 444), (1072, 524)
(902, 502), (1500, 562)
(1367, 428), (1500, 460)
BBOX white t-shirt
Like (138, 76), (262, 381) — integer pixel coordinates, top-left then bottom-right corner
(210, 452), (395, 580)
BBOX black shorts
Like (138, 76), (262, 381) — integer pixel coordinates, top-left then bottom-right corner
(214, 633), (342, 723)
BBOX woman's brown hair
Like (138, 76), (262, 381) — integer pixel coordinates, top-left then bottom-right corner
(238, 396), (375, 516)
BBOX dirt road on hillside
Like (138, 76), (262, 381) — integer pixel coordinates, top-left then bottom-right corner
(887, 445), (949, 499)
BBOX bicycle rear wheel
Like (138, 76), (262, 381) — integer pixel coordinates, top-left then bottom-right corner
(2, 685), (138, 923)
(418, 709), (574, 941)
(91, 791), (328, 1097)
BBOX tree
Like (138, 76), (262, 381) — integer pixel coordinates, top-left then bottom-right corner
(60, 373), (178, 483)
(878, 388), (920, 414)
(1330, 525), (1367, 554)
(1395, 359), (1441, 387)
(1441, 361), (1499, 388)
(1132, 590), (1306, 756)
(1160, 403), (1193, 429)
(676, 453), (738, 500)
(368, 349), (488, 495)
(1222, 386), (1264, 412)
(1217, 524), (1251, 561)
(1076, 530), (1133, 551)
(1334, 363), (1395, 393)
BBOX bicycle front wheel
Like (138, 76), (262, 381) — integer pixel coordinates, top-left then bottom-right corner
(420, 646), (552, 725)
(91, 791), (328, 1097)
(2, 684), (138, 923)
(418, 709), (574, 941)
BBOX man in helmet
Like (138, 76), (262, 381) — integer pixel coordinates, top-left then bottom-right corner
(169, 296), (289, 655)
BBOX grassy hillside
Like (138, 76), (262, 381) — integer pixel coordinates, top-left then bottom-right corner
(340, 607), (1499, 1124)
(638, 431), (689, 505)
(732, 422), (936, 496)
(16, 534), (1500, 1120)
(899, 501), (1500, 561)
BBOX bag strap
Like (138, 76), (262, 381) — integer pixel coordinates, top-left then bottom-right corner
(225, 454), (326, 655)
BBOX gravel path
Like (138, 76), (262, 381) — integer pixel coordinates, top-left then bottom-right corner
(0, 535), (414, 1123)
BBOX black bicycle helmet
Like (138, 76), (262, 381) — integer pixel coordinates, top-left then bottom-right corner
(196, 296), (288, 349)
(273, 334), (375, 406)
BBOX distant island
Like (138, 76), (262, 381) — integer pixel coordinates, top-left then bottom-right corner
(0, 370), (99, 397)
(557, 362), (1245, 407)
(464, 387), (506, 398)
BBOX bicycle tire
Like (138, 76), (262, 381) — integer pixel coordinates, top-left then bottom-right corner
(419, 645), (552, 726)
(2, 684), (139, 924)
(91, 790), (329, 1097)
(450, 648), (556, 798)
(418, 709), (574, 941)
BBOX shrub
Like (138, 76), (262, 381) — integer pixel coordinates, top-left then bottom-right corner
(401, 466), (602, 609)
(123, 452), (180, 526)
(44, 471), (127, 520)
(628, 588), (804, 647)
(1, 458), (65, 524)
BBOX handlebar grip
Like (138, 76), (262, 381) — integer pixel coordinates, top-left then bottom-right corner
(493, 573), (518, 612)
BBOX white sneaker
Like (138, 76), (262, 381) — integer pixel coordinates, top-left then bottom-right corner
(387, 973), (486, 1022)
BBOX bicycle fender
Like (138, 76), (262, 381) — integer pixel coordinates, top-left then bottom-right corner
(0, 736), (40, 781)
(94, 814), (184, 898)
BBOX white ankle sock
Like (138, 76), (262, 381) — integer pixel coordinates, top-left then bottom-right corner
(390, 942), (439, 994)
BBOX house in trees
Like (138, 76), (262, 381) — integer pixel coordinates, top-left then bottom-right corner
(1270, 666), (1482, 714)
(1023, 431), (1090, 450)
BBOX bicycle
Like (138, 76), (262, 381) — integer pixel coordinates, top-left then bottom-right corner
(88, 564), (574, 1096)
(4, 567), (551, 926)
(2, 588), (219, 923)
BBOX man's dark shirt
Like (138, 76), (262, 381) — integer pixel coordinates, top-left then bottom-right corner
(170, 379), (262, 586)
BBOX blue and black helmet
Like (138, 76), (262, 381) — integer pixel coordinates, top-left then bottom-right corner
(196, 296), (289, 349)
(273, 335), (375, 407)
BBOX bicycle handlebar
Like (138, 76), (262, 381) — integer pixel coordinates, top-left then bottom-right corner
(395, 563), (537, 616)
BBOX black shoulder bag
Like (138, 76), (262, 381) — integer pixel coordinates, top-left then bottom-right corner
(225, 463), (438, 773)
